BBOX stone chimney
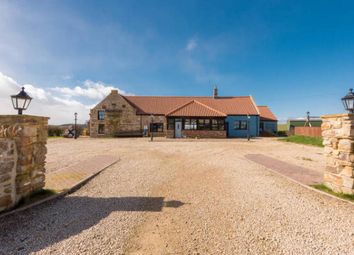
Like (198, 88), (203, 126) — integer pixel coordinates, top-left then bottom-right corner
(111, 89), (118, 95)
(213, 86), (218, 98)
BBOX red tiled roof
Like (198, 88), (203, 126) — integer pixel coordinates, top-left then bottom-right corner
(258, 106), (277, 121)
(166, 100), (227, 117)
(123, 96), (259, 116)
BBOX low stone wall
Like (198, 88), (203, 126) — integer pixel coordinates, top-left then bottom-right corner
(0, 115), (49, 212)
(182, 130), (227, 138)
(321, 114), (354, 194)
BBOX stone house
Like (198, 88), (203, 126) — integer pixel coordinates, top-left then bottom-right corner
(89, 88), (277, 138)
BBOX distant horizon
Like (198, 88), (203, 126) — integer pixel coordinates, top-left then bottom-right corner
(0, 0), (352, 124)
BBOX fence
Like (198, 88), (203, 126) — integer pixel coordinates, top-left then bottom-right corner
(292, 126), (322, 137)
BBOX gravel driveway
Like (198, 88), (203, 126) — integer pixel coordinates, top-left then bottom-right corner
(0, 138), (353, 255)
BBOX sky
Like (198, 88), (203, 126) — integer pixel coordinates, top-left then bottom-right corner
(0, 0), (353, 124)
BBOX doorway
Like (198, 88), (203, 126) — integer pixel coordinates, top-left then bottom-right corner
(175, 119), (182, 138)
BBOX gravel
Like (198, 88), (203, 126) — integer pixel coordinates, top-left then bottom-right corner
(0, 138), (353, 255)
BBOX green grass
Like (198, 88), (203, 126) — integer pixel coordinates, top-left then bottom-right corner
(48, 136), (63, 139)
(279, 135), (323, 147)
(16, 189), (57, 208)
(311, 184), (354, 202)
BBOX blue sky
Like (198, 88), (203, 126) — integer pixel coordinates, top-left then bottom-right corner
(0, 0), (353, 124)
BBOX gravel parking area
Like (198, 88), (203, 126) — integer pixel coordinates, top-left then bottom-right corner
(0, 138), (353, 254)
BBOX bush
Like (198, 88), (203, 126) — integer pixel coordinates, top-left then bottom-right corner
(276, 131), (288, 137)
(48, 126), (64, 137)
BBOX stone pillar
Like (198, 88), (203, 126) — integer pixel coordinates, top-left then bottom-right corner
(0, 115), (49, 212)
(321, 114), (354, 194)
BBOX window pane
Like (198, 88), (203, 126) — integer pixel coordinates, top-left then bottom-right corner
(98, 110), (105, 120)
(184, 119), (191, 130)
(240, 121), (247, 130)
(168, 119), (174, 130)
(98, 124), (105, 134)
(191, 119), (197, 130)
(234, 121), (240, 130)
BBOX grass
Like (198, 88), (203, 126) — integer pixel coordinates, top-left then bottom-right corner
(279, 135), (323, 147)
(16, 189), (57, 208)
(311, 184), (354, 202)
(48, 136), (63, 139)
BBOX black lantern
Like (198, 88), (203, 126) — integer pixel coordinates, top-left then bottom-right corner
(11, 87), (32, 115)
(342, 88), (354, 113)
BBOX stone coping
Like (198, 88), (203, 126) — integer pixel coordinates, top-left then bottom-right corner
(0, 114), (50, 120)
(321, 113), (354, 119)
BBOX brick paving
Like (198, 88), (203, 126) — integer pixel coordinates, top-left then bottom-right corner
(245, 154), (323, 185)
(45, 155), (118, 192)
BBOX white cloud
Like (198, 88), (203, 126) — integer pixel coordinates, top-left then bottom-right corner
(52, 80), (133, 100)
(0, 72), (132, 124)
(186, 38), (197, 51)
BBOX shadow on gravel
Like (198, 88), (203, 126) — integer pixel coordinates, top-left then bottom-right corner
(0, 196), (187, 255)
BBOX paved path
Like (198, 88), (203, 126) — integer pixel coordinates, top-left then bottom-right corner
(244, 154), (323, 185)
(45, 155), (118, 192)
(0, 138), (353, 255)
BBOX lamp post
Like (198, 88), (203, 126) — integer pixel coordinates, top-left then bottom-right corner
(74, 112), (78, 139)
(11, 87), (32, 115)
(247, 114), (251, 141)
(341, 88), (354, 113)
(150, 114), (154, 142)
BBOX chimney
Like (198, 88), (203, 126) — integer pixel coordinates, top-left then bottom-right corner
(213, 86), (218, 98)
(111, 89), (118, 95)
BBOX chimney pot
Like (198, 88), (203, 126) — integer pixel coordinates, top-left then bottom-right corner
(111, 89), (118, 94)
(213, 86), (218, 98)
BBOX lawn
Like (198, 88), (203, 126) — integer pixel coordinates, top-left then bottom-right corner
(279, 135), (323, 147)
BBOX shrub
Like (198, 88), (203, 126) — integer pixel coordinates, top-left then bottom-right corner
(48, 126), (64, 137)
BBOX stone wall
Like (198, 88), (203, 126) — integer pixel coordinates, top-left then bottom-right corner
(0, 139), (16, 212)
(0, 115), (49, 212)
(90, 90), (142, 137)
(321, 113), (354, 194)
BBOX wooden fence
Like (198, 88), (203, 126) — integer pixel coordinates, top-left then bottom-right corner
(292, 126), (322, 137)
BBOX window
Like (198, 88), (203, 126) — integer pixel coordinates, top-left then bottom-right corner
(212, 119), (225, 130)
(167, 118), (175, 130)
(198, 119), (211, 130)
(184, 119), (197, 130)
(98, 110), (105, 120)
(150, 123), (164, 132)
(234, 120), (248, 130)
(98, 124), (105, 134)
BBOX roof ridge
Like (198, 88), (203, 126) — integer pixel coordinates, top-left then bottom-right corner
(124, 95), (252, 98)
(249, 95), (260, 115)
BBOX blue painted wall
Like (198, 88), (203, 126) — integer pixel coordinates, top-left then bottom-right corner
(226, 115), (259, 138)
(261, 121), (278, 134)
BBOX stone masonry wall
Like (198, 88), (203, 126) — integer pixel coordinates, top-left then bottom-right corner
(90, 90), (142, 137)
(0, 115), (49, 212)
(321, 113), (354, 194)
(0, 139), (17, 212)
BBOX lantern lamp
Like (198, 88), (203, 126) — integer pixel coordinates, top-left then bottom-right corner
(341, 88), (354, 114)
(11, 87), (32, 115)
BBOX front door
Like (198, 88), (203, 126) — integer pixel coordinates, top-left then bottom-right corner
(175, 119), (182, 138)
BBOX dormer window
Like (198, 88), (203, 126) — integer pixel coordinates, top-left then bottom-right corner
(98, 110), (105, 120)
